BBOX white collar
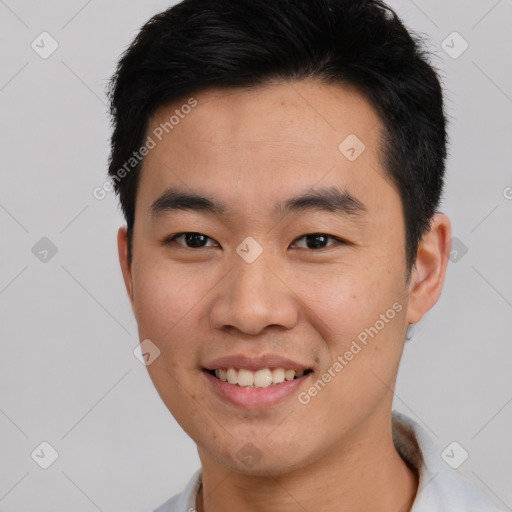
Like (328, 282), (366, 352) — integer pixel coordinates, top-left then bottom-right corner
(154, 411), (505, 511)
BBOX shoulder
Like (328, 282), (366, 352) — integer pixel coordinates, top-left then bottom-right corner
(414, 468), (506, 511)
(152, 469), (202, 512)
(153, 493), (182, 512)
(392, 411), (507, 512)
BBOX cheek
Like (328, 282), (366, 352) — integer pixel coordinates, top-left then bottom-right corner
(132, 258), (204, 338)
(130, 271), (206, 385)
(131, 262), (207, 413)
(292, 260), (404, 341)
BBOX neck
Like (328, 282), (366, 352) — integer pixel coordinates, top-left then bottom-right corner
(197, 414), (419, 512)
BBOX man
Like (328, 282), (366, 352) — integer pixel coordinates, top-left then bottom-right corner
(107, 1), (505, 510)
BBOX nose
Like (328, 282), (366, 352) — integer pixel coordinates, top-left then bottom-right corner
(208, 254), (300, 336)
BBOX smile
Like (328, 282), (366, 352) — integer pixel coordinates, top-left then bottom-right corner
(202, 354), (314, 407)
(209, 367), (312, 388)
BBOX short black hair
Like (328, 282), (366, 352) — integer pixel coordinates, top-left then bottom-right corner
(107, 0), (447, 273)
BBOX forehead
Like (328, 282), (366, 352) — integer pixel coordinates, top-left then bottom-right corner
(148, 78), (381, 149)
(137, 79), (394, 217)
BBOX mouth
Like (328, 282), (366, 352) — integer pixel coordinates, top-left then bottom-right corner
(202, 355), (314, 408)
(205, 367), (313, 388)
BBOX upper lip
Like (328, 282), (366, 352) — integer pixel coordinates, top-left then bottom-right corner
(204, 354), (312, 372)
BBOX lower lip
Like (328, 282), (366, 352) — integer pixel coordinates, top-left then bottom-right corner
(203, 370), (310, 408)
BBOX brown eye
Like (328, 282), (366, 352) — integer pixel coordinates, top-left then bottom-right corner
(291, 233), (342, 250)
(167, 232), (218, 248)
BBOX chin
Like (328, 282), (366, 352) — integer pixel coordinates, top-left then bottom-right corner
(203, 438), (315, 477)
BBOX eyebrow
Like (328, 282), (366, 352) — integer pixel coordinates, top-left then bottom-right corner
(149, 186), (366, 220)
(275, 186), (366, 218)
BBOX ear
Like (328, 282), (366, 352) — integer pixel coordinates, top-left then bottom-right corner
(117, 226), (134, 302)
(406, 214), (451, 324)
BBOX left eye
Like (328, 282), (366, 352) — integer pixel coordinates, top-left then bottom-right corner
(291, 233), (342, 250)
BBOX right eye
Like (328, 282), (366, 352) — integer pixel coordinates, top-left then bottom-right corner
(163, 232), (220, 249)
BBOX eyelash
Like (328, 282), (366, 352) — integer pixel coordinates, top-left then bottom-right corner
(163, 232), (347, 250)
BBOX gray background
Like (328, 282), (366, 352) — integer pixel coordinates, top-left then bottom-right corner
(0, 0), (511, 510)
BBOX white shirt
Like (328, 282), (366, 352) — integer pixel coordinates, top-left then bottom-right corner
(153, 411), (506, 511)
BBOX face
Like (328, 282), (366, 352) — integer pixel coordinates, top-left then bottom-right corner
(118, 79), (447, 475)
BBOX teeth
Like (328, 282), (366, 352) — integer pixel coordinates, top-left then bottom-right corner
(285, 369), (295, 381)
(272, 368), (285, 384)
(213, 367), (307, 388)
(226, 368), (237, 385)
(238, 369), (254, 387)
(254, 369), (272, 388)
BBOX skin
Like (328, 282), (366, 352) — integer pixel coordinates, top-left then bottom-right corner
(117, 78), (451, 512)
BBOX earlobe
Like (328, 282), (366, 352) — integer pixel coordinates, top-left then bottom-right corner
(406, 214), (451, 325)
(117, 227), (134, 302)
